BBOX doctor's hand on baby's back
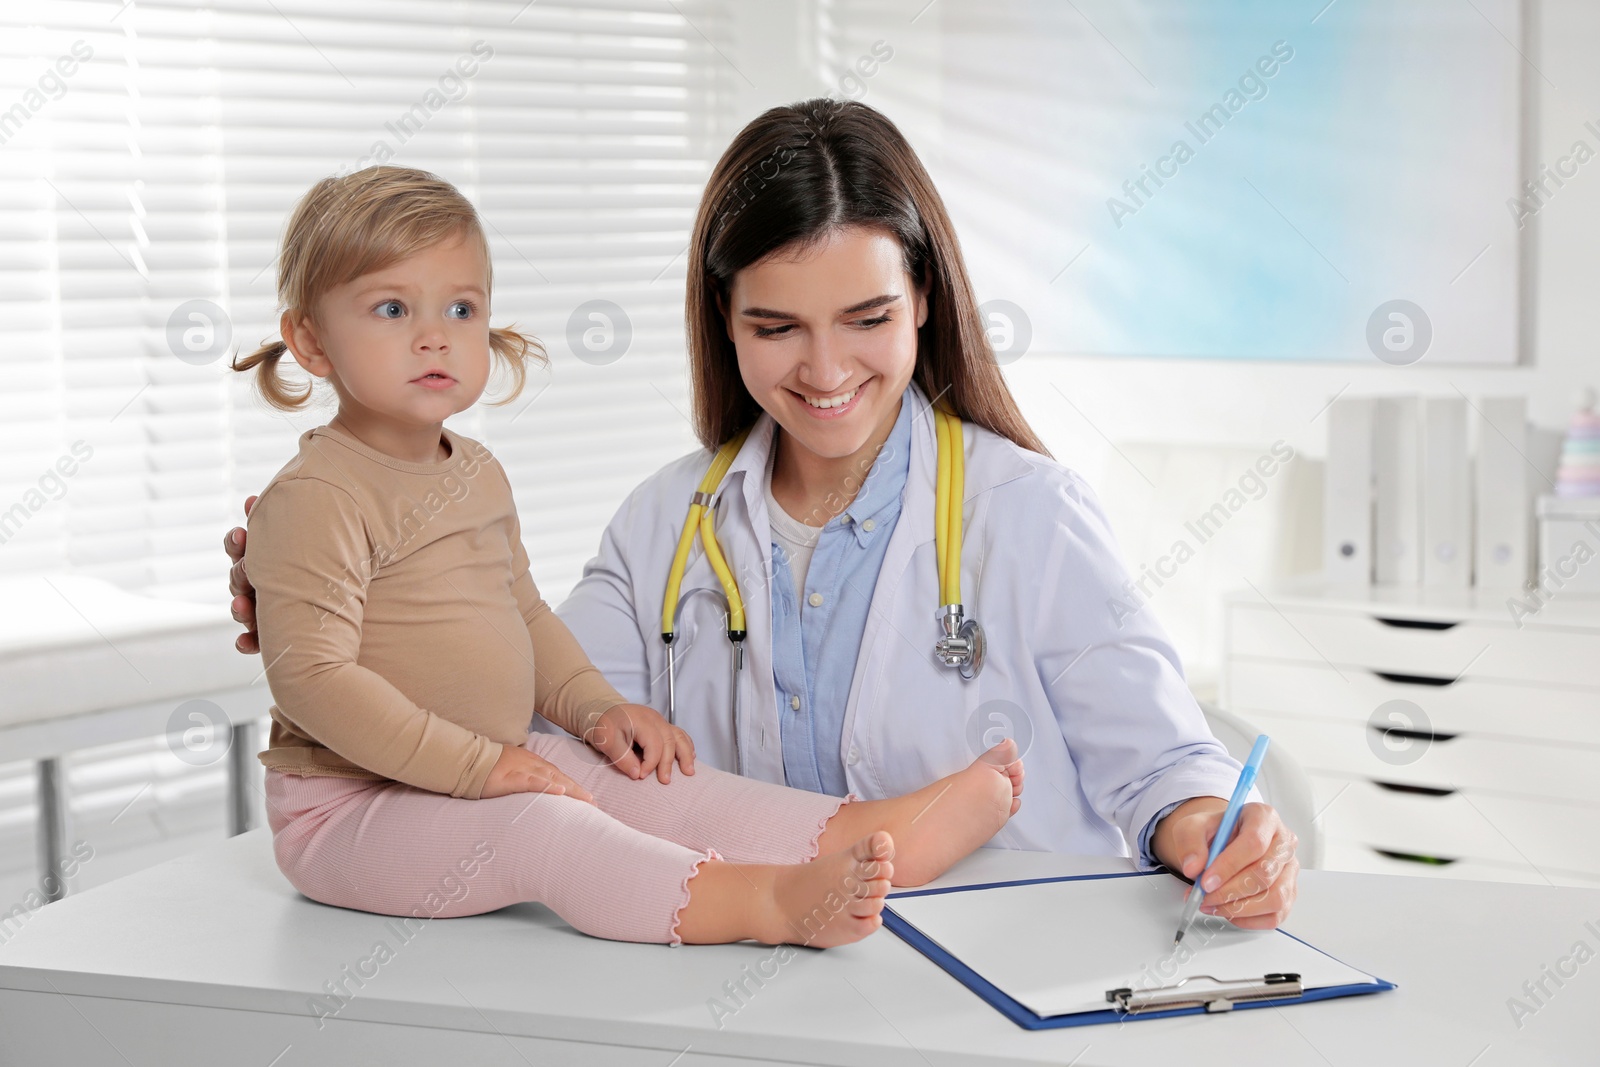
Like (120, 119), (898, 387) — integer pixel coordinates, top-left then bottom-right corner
(226, 495), (260, 654)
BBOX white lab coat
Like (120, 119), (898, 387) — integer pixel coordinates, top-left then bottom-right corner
(554, 386), (1243, 861)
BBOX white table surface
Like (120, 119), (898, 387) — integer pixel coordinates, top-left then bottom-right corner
(1, 830), (1595, 1066)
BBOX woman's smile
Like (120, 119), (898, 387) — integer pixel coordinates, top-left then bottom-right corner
(793, 379), (868, 419)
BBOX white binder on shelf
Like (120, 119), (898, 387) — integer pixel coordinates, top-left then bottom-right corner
(1475, 396), (1530, 590)
(1373, 397), (1422, 585)
(1324, 396), (1375, 584)
(1421, 396), (1470, 588)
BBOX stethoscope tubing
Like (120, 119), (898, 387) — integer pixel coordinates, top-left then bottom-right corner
(660, 408), (983, 772)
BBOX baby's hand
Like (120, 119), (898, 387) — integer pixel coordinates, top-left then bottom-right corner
(481, 745), (594, 803)
(583, 704), (696, 783)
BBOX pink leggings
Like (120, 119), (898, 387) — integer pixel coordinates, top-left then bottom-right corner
(265, 732), (847, 944)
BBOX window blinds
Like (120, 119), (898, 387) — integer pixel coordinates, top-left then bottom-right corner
(0, 0), (730, 603)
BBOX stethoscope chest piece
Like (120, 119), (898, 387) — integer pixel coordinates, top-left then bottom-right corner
(934, 604), (985, 680)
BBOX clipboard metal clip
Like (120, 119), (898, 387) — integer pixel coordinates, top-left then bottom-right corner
(1106, 972), (1303, 1014)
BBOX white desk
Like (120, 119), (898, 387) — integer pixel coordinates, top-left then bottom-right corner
(1, 832), (1594, 1066)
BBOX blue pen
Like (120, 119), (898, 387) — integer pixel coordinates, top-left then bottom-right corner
(1172, 734), (1271, 946)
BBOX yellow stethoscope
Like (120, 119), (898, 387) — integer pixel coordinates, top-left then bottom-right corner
(660, 407), (985, 763)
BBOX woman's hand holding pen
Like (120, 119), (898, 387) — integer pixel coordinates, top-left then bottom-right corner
(583, 704), (697, 784)
(1152, 799), (1300, 930)
(481, 745), (595, 802)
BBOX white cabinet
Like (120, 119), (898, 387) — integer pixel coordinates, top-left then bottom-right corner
(1222, 581), (1600, 888)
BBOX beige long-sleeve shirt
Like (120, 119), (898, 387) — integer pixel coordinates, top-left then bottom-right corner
(249, 424), (627, 799)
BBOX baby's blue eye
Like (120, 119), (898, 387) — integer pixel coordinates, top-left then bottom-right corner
(376, 300), (404, 319)
(447, 300), (475, 319)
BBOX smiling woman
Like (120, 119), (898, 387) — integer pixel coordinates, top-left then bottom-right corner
(686, 99), (1047, 462)
(546, 98), (1301, 929)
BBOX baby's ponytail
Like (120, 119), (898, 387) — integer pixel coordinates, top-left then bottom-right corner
(483, 325), (547, 406)
(231, 339), (312, 411)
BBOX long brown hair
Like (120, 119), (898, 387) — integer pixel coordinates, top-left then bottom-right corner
(231, 166), (543, 410)
(685, 98), (1049, 456)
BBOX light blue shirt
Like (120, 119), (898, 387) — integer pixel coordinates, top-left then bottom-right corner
(769, 391), (913, 798)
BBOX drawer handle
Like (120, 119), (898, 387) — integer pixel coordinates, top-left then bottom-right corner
(1373, 670), (1457, 687)
(1368, 725), (1459, 744)
(1372, 616), (1461, 631)
(1372, 847), (1459, 867)
(1372, 780), (1456, 798)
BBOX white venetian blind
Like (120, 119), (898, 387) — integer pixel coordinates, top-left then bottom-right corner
(0, 0), (733, 905)
(1, 0), (731, 604)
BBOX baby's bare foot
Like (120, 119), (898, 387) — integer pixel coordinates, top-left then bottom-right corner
(890, 740), (1022, 887)
(989, 740), (1025, 816)
(767, 832), (894, 947)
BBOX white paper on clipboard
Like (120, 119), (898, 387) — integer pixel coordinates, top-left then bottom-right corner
(886, 875), (1385, 1019)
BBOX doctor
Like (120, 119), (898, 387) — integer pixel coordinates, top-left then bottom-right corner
(227, 99), (1298, 930)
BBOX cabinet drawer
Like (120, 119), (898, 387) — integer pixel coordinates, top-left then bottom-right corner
(1246, 711), (1600, 805)
(1228, 603), (1600, 687)
(1309, 774), (1600, 875)
(1226, 660), (1600, 747)
(1320, 840), (1600, 890)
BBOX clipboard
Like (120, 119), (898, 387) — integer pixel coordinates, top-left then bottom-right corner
(882, 871), (1397, 1030)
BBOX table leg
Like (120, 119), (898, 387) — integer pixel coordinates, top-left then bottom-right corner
(227, 720), (258, 837)
(36, 757), (67, 903)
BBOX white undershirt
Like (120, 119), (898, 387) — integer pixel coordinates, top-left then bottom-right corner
(763, 476), (824, 603)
